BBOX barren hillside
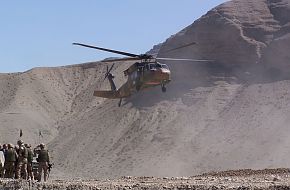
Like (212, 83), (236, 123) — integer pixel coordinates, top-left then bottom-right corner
(1, 0), (290, 179)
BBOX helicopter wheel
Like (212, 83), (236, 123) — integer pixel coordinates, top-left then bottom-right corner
(161, 85), (166, 93)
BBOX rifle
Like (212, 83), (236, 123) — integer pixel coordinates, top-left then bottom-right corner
(47, 163), (53, 180)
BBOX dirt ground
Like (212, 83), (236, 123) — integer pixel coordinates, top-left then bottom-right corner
(1, 168), (290, 190)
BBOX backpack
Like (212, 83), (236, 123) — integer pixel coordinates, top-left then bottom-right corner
(27, 148), (33, 162)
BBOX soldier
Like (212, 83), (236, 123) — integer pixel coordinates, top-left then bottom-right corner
(4, 144), (18, 178)
(0, 144), (4, 178)
(36, 143), (50, 182)
(2, 144), (8, 156)
(25, 144), (34, 180)
(15, 140), (28, 179)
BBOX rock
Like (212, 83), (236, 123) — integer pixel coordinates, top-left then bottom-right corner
(273, 176), (281, 181)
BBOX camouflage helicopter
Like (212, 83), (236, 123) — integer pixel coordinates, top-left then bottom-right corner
(73, 43), (210, 106)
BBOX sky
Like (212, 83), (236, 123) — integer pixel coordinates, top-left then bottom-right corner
(0, 0), (228, 73)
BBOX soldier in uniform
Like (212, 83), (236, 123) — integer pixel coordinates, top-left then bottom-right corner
(0, 144), (4, 178)
(2, 144), (8, 156)
(4, 144), (18, 178)
(1, 144), (8, 177)
(15, 140), (28, 179)
(36, 143), (50, 182)
(25, 144), (34, 180)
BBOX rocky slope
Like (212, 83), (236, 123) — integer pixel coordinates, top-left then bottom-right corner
(1, 0), (290, 179)
(158, 0), (290, 80)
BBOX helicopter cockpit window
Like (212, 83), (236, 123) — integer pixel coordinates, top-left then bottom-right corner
(149, 63), (162, 70)
(161, 64), (169, 70)
(156, 64), (162, 68)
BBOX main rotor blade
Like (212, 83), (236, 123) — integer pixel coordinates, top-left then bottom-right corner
(73, 43), (140, 58)
(101, 57), (141, 63)
(164, 42), (197, 53)
(157, 58), (214, 62)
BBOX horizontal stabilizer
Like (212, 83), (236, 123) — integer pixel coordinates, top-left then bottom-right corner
(93, 90), (121, 99)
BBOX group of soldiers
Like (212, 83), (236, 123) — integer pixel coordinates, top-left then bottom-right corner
(0, 140), (50, 182)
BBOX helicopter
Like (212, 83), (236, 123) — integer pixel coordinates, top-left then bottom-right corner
(73, 43), (211, 106)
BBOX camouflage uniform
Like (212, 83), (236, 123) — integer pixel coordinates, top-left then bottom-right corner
(36, 144), (50, 182)
(4, 144), (17, 178)
(25, 144), (34, 180)
(0, 144), (4, 178)
(15, 140), (28, 179)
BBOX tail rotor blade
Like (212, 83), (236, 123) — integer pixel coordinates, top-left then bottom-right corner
(103, 64), (115, 81)
(103, 66), (109, 81)
(107, 63), (115, 74)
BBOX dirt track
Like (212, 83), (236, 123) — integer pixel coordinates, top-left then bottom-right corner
(1, 169), (290, 190)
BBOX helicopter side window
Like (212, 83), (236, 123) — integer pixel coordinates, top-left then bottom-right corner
(149, 64), (156, 70)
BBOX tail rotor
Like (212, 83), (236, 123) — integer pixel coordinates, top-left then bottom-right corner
(103, 63), (115, 81)
(102, 63), (117, 91)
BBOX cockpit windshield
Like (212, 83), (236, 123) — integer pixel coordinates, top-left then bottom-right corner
(161, 64), (169, 70)
(149, 63), (169, 70)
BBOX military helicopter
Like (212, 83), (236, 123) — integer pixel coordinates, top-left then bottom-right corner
(73, 43), (211, 106)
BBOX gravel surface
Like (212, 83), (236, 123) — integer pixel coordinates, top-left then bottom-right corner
(1, 169), (290, 190)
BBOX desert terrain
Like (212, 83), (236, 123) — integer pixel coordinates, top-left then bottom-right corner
(1, 0), (290, 189)
(1, 169), (290, 189)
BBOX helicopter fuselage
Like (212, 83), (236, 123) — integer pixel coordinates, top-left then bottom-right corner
(116, 61), (171, 97)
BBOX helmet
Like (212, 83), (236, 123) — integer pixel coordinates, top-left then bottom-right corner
(39, 143), (45, 148)
(24, 143), (31, 148)
(17, 140), (24, 145)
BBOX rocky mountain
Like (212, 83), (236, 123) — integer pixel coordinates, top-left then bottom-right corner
(1, 0), (290, 179)
(158, 0), (290, 80)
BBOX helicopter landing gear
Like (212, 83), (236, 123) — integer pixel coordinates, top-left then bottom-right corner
(161, 84), (166, 93)
(118, 98), (122, 107)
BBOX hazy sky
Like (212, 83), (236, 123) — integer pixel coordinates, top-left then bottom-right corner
(0, 1), (228, 73)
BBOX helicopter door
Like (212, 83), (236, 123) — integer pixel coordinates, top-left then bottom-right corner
(145, 64), (150, 71)
(130, 71), (138, 83)
(131, 71), (140, 90)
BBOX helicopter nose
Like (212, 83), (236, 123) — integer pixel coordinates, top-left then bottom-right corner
(161, 68), (171, 80)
